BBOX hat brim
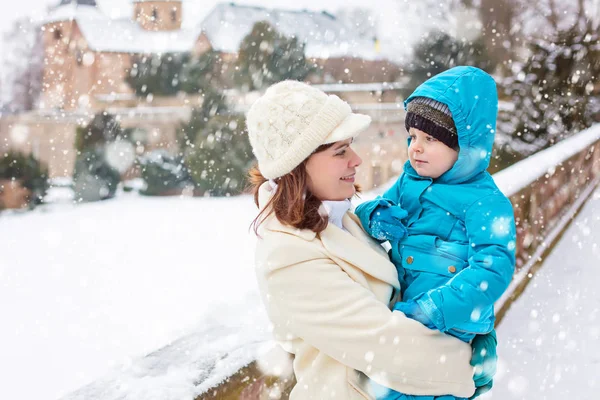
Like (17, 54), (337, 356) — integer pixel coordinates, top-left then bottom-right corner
(323, 112), (371, 145)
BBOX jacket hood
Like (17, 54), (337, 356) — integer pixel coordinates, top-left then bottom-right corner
(404, 66), (498, 184)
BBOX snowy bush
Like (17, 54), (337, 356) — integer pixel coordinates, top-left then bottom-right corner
(499, 27), (600, 156)
(175, 87), (228, 152)
(0, 151), (49, 208)
(126, 53), (190, 97)
(234, 21), (316, 91)
(179, 50), (223, 94)
(73, 148), (121, 202)
(184, 114), (254, 197)
(75, 112), (130, 153)
(405, 29), (497, 96)
(138, 150), (193, 196)
(73, 112), (134, 202)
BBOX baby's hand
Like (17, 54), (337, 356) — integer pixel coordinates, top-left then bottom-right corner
(393, 300), (436, 330)
(470, 329), (498, 395)
(370, 203), (408, 242)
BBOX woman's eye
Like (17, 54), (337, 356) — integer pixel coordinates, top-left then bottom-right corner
(336, 150), (347, 156)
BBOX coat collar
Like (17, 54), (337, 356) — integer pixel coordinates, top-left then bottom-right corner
(320, 213), (400, 289)
(257, 182), (399, 289)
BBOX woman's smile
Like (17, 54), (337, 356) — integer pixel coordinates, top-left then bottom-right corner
(340, 173), (356, 183)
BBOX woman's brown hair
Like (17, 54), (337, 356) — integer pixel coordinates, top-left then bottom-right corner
(248, 143), (360, 235)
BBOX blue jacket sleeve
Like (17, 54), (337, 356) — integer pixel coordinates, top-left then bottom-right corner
(382, 174), (403, 204)
(415, 193), (517, 331)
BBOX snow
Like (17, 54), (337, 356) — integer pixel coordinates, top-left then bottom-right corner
(0, 193), (271, 400)
(488, 186), (600, 399)
(198, 3), (381, 60)
(39, 2), (382, 59)
(494, 124), (600, 197)
(496, 174), (600, 312)
(41, 4), (198, 54)
(311, 80), (410, 92)
(2, 166), (599, 399)
(62, 296), (272, 400)
(0, 178), (396, 400)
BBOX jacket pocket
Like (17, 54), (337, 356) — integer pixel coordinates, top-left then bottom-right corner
(400, 246), (468, 278)
(397, 235), (468, 278)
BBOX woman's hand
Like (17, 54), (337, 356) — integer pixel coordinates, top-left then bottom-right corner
(469, 329), (498, 399)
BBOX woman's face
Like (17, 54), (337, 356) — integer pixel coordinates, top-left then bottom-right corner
(305, 139), (362, 201)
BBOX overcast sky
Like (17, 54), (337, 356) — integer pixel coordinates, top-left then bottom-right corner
(0, 0), (405, 35)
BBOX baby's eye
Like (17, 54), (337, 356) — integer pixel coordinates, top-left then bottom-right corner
(427, 136), (437, 142)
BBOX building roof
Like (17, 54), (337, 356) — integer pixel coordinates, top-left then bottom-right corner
(58, 0), (97, 6)
(41, 2), (381, 60)
(42, 4), (196, 53)
(200, 3), (380, 60)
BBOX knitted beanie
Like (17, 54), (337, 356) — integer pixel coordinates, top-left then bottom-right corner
(405, 97), (458, 149)
(246, 80), (371, 179)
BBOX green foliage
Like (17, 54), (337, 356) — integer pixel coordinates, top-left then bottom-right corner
(405, 30), (497, 96)
(0, 151), (49, 205)
(127, 53), (190, 96)
(235, 21), (315, 91)
(500, 28), (600, 155)
(73, 147), (121, 202)
(73, 112), (128, 202)
(138, 150), (193, 196)
(75, 112), (129, 153)
(180, 50), (221, 94)
(176, 87), (228, 152)
(184, 114), (254, 196)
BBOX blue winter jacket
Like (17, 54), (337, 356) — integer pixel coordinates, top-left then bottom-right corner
(356, 66), (517, 336)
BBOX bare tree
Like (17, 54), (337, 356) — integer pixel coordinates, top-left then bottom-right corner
(336, 7), (379, 41)
(477, 0), (520, 74)
(1, 18), (44, 113)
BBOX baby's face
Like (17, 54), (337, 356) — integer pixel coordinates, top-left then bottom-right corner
(407, 128), (458, 179)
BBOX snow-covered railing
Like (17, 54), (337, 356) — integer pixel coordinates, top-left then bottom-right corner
(311, 79), (410, 92)
(495, 124), (600, 312)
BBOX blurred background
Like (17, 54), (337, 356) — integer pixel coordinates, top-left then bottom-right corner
(0, 1), (599, 399)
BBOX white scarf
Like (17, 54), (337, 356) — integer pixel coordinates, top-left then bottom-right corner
(268, 179), (351, 231)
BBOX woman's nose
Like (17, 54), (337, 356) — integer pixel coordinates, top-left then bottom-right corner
(349, 148), (362, 167)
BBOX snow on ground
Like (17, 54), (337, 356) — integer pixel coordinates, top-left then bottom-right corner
(0, 174), (397, 400)
(61, 293), (272, 400)
(488, 187), (600, 400)
(0, 192), (271, 400)
(2, 175), (598, 399)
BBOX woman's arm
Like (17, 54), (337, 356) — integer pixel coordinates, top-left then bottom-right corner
(257, 236), (475, 397)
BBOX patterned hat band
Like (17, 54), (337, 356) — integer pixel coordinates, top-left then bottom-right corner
(405, 97), (459, 149)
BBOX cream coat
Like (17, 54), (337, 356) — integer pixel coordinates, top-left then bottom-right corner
(254, 183), (475, 400)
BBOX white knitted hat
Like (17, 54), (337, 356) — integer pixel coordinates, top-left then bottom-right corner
(246, 80), (371, 179)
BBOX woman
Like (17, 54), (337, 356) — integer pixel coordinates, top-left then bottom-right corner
(246, 81), (494, 400)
